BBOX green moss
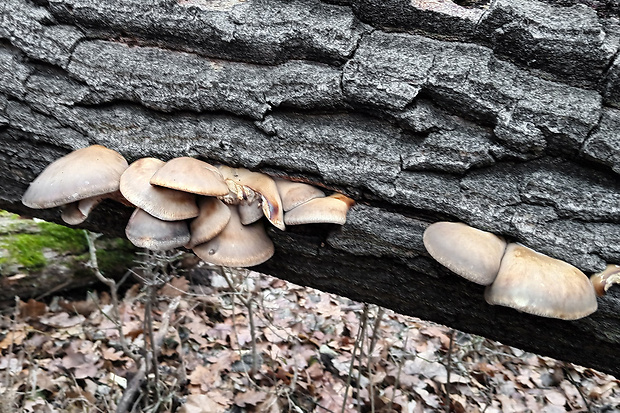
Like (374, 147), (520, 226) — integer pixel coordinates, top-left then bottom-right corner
(96, 241), (137, 275)
(0, 221), (88, 271)
(0, 210), (19, 219)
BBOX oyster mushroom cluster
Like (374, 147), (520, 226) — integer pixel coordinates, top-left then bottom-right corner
(21, 145), (355, 268)
(423, 221), (599, 320)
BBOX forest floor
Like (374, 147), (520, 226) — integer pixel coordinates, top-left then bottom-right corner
(1, 255), (620, 413)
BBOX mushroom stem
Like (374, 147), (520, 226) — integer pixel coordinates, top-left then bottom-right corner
(590, 264), (620, 296)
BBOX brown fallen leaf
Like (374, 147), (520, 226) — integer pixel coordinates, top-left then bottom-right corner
(159, 276), (190, 297)
(0, 329), (28, 350)
(233, 389), (268, 407)
(179, 394), (228, 413)
(19, 298), (47, 319)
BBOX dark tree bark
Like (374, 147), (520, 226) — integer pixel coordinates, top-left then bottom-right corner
(1, 0), (620, 376)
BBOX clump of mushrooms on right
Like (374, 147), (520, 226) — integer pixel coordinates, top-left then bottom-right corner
(423, 221), (600, 320)
(21, 145), (355, 269)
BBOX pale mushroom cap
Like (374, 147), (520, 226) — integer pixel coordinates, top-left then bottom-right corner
(283, 193), (354, 225)
(423, 222), (506, 285)
(22, 145), (128, 209)
(484, 244), (598, 320)
(192, 205), (275, 267)
(238, 198), (264, 225)
(185, 197), (232, 248)
(150, 157), (229, 196)
(590, 264), (620, 296)
(120, 158), (199, 221)
(125, 208), (190, 251)
(60, 202), (87, 225)
(218, 165), (285, 230)
(275, 178), (326, 211)
(59, 195), (108, 225)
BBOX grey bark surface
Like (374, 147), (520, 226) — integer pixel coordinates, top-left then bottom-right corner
(1, 0), (620, 376)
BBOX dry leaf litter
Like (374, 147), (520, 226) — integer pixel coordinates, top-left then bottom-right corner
(1, 264), (619, 412)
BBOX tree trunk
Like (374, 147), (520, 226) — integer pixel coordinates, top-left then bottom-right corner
(1, 0), (620, 376)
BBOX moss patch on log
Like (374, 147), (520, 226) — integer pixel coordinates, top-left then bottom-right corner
(0, 211), (136, 276)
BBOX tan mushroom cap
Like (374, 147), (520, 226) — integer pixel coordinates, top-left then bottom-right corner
(185, 197), (232, 248)
(238, 198), (264, 225)
(590, 264), (620, 296)
(192, 205), (274, 267)
(60, 202), (87, 225)
(284, 193), (354, 225)
(22, 145), (128, 209)
(423, 222), (506, 285)
(484, 243), (598, 320)
(125, 208), (190, 251)
(218, 165), (285, 231)
(150, 157), (229, 196)
(275, 178), (326, 211)
(120, 158), (199, 221)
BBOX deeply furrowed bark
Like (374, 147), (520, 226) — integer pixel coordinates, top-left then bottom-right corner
(1, 0), (620, 376)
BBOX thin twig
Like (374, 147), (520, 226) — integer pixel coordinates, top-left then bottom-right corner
(445, 329), (456, 413)
(563, 364), (592, 413)
(116, 297), (181, 413)
(342, 303), (369, 413)
(388, 329), (410, 412)
(368, 306), (385, 413)
(84, 230), (138, 362)
(220, 267), (259, 375)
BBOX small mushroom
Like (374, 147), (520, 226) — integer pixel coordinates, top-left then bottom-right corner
(484, 243), (598, 320)
(218, 165), (285, 231)
(283, 193), (354, 225)
(149, 157), (229, 196)
(238, 197), (264, 225)
(120, 158), (199, 221)
(275, 178), (325, 211)
(192, 204), (274, 267)
(22, 145), (128, 223)
(185, 197), (231, 248)
(590, 264), (620, 296)
(125, 208), (190, 250)
(422, 222), (506, 285)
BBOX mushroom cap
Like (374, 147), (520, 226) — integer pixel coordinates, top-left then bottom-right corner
(60, 202), (87, 225)
(185, 197), (232, 248)
(283, 193), (354, 225)
(125, 208), (190, 251)
(218, 165), (285, 231)
(192, 205), (274, 267)
(22, 145), (128, 209)
(275, 178), (325, 211)
(590, 264), (620, 296)
(120, 158), (199, 221)
(423, 222), (506, 285)
(149, 157), (229, 196)
(484, 243), (598, 320)
(238, 198), (264, 225)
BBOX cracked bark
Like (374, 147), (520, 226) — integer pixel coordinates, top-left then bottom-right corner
(1, 0), (620, 376)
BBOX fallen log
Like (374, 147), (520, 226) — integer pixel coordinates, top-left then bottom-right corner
(1, 0), (620, 377)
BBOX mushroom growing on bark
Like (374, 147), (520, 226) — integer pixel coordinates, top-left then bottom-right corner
(218, 165), (285, 230)
(423, 222), (506, 285)
(149, 157), (229, 197)
(119, 158), (199, 221)
(284, 193), (355, 225)
(275, 178), (326, 211)
(125, 208), (191, 251)
(185, 197), (231, 249)
(192, 204), (274, 267)
(22, 145), (129, 224)
(590, 264), (620, 296)
(484, 243), (598, 320)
